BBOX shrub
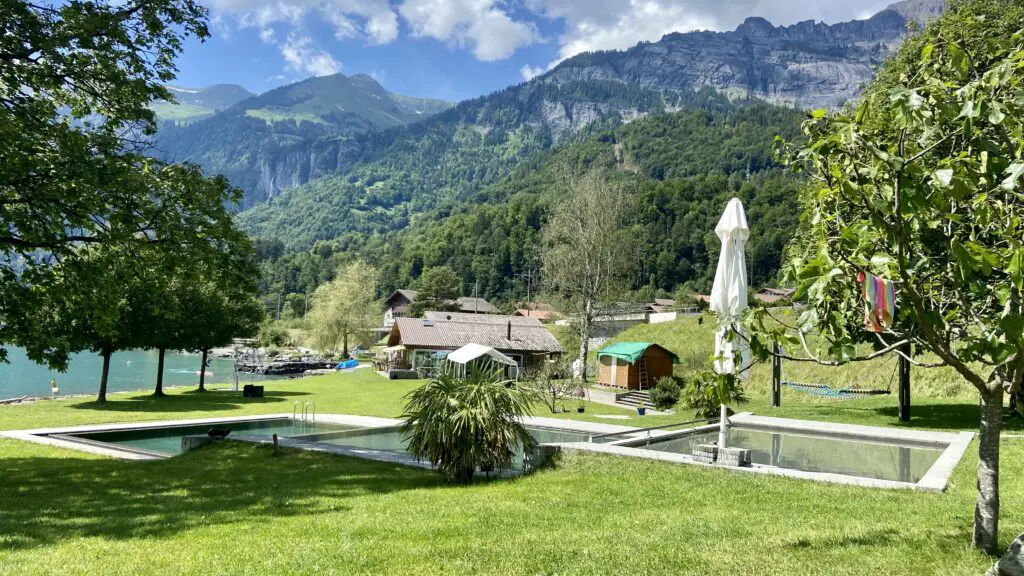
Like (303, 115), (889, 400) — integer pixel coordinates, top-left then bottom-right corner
(680, 370), (747, 418)
(649, 376), (681, 410)
(526, 358), (581, 413)
(400, 366), (536, 483)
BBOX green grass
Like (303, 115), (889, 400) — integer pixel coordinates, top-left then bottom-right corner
(245, 108), (328, 125)
(149, 101), (215, 122)
(3, 356), (1023, 574)
(1, 435), (1021, 575)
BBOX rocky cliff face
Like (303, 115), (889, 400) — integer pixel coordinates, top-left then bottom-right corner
(544, 4), (939, 110)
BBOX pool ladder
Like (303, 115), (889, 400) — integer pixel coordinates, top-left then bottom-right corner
(293, 400), (316, 423)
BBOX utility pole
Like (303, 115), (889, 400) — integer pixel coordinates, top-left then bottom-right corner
(474, 280), (479, 313)
(303, 292), (308, 320)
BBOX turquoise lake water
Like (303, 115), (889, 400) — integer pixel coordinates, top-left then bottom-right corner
(0, 346), (270, 400)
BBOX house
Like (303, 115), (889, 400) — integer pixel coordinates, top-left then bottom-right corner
(456, 296), (496, 314)
(512, 302), (558, 322)
(383, 290), (496, 328)
(597, 342), (679, 390)
(754, 287), (796, 304)
(383, 289), (419, 328)
(386, 312), (564, 375)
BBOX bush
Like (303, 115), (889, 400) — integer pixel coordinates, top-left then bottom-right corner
(649, 376), (681, 410)
(400, 366), (536, 483)
(680, 370), (747, 418)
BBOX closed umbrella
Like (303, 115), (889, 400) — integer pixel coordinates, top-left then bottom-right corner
(709, 197), (750, 447)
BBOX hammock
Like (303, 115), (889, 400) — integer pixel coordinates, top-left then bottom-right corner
(782, 358), (897, 400)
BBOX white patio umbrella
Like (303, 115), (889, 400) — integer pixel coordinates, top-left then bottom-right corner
(709, 198), (750, 448)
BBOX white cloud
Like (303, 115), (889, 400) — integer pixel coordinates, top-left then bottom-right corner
(280, 33), (342, 76)
(520, 64), (545, 81)
(206, 0), (398, 44)
(398, 0), (541, 61)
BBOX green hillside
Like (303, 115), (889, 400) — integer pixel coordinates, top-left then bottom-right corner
(249, 95), (806, 301)
(151, 84), (255, 123)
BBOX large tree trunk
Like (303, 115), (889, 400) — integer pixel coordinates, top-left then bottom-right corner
(154, 347), (166, 397)
(975, 386), (1004, 553)
(577, 301), (592, 382)
(198, 349), (208, 392)
(98, 348), (112, 404)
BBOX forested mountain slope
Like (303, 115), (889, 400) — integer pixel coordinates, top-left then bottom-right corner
(153, 74), (453, 208)
(253, 97), (807, 301)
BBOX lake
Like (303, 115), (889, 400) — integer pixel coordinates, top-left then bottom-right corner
(0, 346), (270, 400)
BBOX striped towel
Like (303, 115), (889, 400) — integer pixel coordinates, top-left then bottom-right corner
(857, 271), (896, 332)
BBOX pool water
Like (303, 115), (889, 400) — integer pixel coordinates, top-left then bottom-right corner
(67, 419), (357, 456)
(632, 427), (944, 483)
(305, 426), (593, 456)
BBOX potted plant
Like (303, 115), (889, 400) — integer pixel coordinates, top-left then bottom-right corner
(636, 400), (647, 416)
(577, 401), (585, 413)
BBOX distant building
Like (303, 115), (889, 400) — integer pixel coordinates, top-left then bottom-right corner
(512, 302), (558, 322)
(383, 289), (419, 328)
(387, 313), (564, 375)
(754, 288), (796, 304)
(383, 290), (496, 328)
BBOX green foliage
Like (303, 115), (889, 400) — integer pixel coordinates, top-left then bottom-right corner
(408, 266), (462, 317)
(400, 367), (536, 483)
(650, 376), (682, 411)
(307, 261), (379, 355)
(257, 322), (290, 348)
(249, 97), (805, 304)
(0, 1), (259, 372)
(680, 371), (748, 418)
(526, 358), (580, 413)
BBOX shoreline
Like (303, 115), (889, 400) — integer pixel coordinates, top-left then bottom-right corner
(0, 379), (285, 406)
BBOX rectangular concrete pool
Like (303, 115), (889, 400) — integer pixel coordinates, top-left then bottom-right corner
(626, 426), (943, 483)
(58, 418), (358, 457)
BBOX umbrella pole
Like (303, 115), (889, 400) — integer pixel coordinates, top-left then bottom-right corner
(718, 404), (729, 449)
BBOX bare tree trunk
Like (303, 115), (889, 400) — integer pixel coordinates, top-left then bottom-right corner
(975, 385), (1003, 553)
(98, 348), (112, 404)
(343, 331), (349, 358)
(577, 300), (592, 382)
(198, 349), (208, 392)
(154, 347), (166, 397)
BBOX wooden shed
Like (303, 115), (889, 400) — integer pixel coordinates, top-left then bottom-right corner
(597, 342), (679, 390)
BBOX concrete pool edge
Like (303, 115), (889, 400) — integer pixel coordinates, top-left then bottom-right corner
(552, 414), (975, 493)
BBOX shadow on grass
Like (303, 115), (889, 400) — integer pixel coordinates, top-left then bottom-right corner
(0, 442), (439, 551)
(69, 390), (310, 413)
(872, 403), (1024, 432)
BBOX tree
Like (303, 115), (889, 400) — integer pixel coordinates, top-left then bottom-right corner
(542, 169), (633, 381)
(176, 275), (263, 392)
(747, 0), (1024, 553)
(400, 366), (536, 483)
(526, 358), (580, 413)
(308, 262), (379, 357)
(0, 1), (256, 370)
(283, 293), (307, 320)
(408, 266), (461, 317)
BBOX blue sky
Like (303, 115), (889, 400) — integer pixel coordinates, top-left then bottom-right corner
(173, 0), (891, 103)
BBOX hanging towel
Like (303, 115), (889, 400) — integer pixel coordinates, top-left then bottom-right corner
(857, 271), (896, 332)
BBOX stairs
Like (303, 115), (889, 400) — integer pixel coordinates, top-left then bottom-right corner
(616, 390), (651, 409)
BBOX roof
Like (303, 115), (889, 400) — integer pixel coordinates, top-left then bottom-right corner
(386, 289), (419, 305)
(389, 315), (564, 354)
(513, 309), (557, 320)
(456, 296), (496, 313)
(447, 344), (517, 366)
(598, 342), (679, 364)
(425, 311), (539, 325)
(758, 288), (795, 297)
(653, 299), (676, 307)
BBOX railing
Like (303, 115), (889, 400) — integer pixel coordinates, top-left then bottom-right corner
(302, 401), (315, 423)
(587, 417), (719, 443)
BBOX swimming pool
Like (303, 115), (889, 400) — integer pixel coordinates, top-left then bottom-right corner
(624, 426), (944, 483)
(61, 418), (357, 456)
(302, 425), (593, 455)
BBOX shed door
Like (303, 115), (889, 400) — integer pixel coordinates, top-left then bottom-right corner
(610, 357), (617, 387)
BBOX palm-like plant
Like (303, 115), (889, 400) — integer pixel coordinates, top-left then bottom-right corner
(400, 364), (536, 483)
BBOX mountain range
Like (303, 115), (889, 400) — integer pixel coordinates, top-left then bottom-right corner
(156, 0), (939, 212)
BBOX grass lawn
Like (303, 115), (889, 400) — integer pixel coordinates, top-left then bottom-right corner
(3, 359), (1024, 574)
